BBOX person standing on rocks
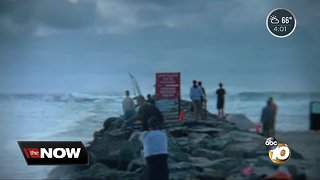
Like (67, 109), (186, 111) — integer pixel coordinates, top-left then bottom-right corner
(216, 82), (226, 119)
(122, 90), (135, 120)
(198, 81), (207, 119)
(139, 116), (169, 180)
(261, 97), (277, 137)
(190, 80), (204, 120)
(123, 95), (164, 131)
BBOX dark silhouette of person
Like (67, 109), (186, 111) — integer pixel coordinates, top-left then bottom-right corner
(216, 82), (226, 119)
(261, 97), (277, 137)
(146, 94), (156, 106)
(198, 81), (207, 119)
(123, 95), (164, 131)
(139, 116), (169, 180)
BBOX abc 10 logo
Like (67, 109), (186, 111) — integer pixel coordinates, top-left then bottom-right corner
(265, 137), (291, 164)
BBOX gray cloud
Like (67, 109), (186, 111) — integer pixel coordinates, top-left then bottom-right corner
(0, 0), (96, 28)
(1, 0), (319, 36)
(0, 0), (320, 93)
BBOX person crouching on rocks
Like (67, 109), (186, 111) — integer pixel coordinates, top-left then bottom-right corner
(139, 116), (169, 180)
(146, 94), (156, 106)
(122, 95), (164, 131)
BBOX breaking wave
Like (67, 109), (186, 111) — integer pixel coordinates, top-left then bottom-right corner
(0, 92), (122, 103)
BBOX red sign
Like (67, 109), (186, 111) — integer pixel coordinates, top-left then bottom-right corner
(156, 73), (180, 99)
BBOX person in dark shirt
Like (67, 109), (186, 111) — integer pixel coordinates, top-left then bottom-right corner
(198, 81), (207, 119)
(146, 94), (156, 106)
(216, 82), (226, 119)
(261, 97), (277, 137)
(123, 95), (164, 131)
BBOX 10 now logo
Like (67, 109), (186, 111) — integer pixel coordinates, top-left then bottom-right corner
(18, 141), (89, 165)
(265, 137), (291, 164)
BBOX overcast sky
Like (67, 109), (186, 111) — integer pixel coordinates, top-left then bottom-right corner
(0, 0), (319, 94)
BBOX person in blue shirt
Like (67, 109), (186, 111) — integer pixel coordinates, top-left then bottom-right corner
(139, 116), (168, 180)
(190, 80), (204, 120)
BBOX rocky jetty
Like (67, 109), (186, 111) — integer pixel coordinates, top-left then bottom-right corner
(48, 100), (308, 180)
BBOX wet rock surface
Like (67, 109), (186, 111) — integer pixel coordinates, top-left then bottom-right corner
(47, 100), (308, 180)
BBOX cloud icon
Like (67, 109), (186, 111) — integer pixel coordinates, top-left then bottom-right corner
(269, 15), (279, 24)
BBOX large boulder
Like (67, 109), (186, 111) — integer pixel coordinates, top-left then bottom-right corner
(224, 141), (266, 158)
(168, 127), (188, 138)
(87, 129), (141, 170)
(167, 136), (190, 162)
(200, 131), (234, 150)
(191, 148), (223, 160)
(127, 158), (145, 172)
(103, 117), (123, 131)
(225, 114), (255, 131)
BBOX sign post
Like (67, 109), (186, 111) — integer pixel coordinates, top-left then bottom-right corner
(155, 73), (181, 119)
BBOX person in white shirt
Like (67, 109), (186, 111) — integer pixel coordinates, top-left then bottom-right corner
(122, 90), (135, 120)
(139, 116), (168, 180)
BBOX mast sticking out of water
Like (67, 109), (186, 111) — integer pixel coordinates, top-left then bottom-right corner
(129, 72), (142, 96)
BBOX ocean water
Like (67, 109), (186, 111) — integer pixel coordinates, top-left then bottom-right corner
(0, 93), (123, 179)
(0, 92), (319, 179)
(206, 92), (320, 131)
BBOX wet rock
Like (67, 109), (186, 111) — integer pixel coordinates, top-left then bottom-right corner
(254, 156), (276, 168)
(128, 130), (141, 143)
(47, 165), (80, 179)
(169, 162), (195, 170)
(188, 132), (208, 144)
(283, 159), (309, 175)
(254, 166), (277, 177)
(169, 126), (188, 137)
(176, 137), (189, 146)
(189, 156), (211, 164)
(188, 127), (224, 134)
(212, 157), (240, 168)
(168, 137), (190, 162)
(127, 158), (145, 172)
(75, 163), (140, 180)
(226, 114), (254, 131)
(103, 117), (123, 131)
(170, 169), (201, 180)
(231, 131), (265, 142)
(224, 141), (265, 158)
(290, 148), (304, 159)
(191, 148), (223, 160)
(226, 173), (248, 180)
(118, 142), (141, 170)
(201, 131), (233, 150)
(108, 128), (128, 138)
(78, 163), (110, 178)
(198, 168), (224, 179)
